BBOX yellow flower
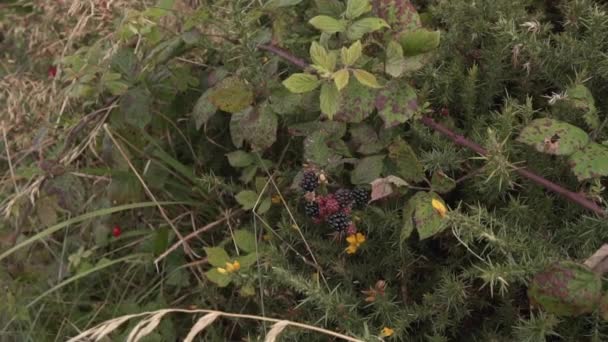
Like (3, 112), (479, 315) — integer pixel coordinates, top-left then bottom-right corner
(380, 327), (394, 337)
(217, 260), (240, 275)
(271, 194), (281, 204)
(431, 198), (448, 218)
(345, 233), (366, 254)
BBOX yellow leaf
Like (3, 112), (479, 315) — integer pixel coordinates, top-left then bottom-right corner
(431, 198), (447, 218)
(341, 40), (362, 66)
(380, 327), (394, 337)
(333, 69), (350, 91)
(353, 69), (382, 88)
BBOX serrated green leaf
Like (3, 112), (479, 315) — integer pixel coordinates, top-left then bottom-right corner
(345, 0), (372, 19)
(234, 230), (257, 253)
(264, 0), (303, 9)
(413, 192), (448, 240)
(431, 171), (456, 194)
(230, 109), (247, 148)
(310, 41), (336, 72)
(36, 195), (59, 227)
(398, 29), (440, 56)
(209, 77), (254, 113)
(320, 82), (340, 119)
(235, 190), (259, 210)
(346, 17), (389, 40)
(283, 73), (321, 93)
(192, 89), (217, 129)
(351, 155), (385, 184)
(333, 69), (350, 91)
(225, 150), (255, 168)
(335, 79), (377, 123)
(387, 138), (424, 182)
(105, 80), (130, 96)
(375, 80), (417, 127)
(205, 268), (231, 287)
(517, 118), (589, 156)
(309, 15), (347, 33)
(341, 40), (362, 66)
(204, 247), (230, 267)
(120, 87), (151, 129)
(385, 40), (405, 77)
(240, 103), (278, 151)
(315, 0), (345, 16)
(565, 84), (599, 129)
(304, 130), (332, 166)
(568, 143), (608, 181)
(528, 261), (601, 316)
(256, 197), (272, 214)
(353, 69), (382, 88)
(350, 123), (384, 154)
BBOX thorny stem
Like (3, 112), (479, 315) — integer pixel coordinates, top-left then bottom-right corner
(258, 44), (607, 218)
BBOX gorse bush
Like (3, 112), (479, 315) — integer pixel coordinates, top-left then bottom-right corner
(2, 0), (608, 341)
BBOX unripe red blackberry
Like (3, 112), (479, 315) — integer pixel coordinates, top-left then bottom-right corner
(327, 212), (350, 232)
(352, 188), (370, 209)
(300, 171), (319, 192)
(334, 189), (353, 208)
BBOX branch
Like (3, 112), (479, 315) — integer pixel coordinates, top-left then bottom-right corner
(258, 44), (606, 218)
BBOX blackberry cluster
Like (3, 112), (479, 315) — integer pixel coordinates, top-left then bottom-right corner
(334, 189), (353, 208)
(327, 212), (350, 232)
(300, 171), (319, 192)
(304, 201), (320, 218)
(352, 188), (370, 208)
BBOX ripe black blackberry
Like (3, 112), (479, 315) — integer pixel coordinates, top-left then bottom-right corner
(352, 188), (370, 208)
(327, 212), (350, 232)
(300, 171), (319, 192)
(304, 201), (320, 218)
(334, 189), (353, 208)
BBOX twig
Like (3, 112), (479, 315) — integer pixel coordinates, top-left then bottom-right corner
(154, 209), (243, 265)
(258, 44), (607, 218)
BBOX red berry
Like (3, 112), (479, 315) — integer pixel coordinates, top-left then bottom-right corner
(112, 225), (122, 237)
(440, 107), (449, 117)
(48, 65), (57, 78)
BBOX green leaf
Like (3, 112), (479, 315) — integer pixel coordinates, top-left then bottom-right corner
(310, 41), (336, 73)
(387, 138), (424, 182)
(334, 80), (377, 123)
(370, 175), (408, 202)
(375, 80), (417, 128)
(209, 77), (254, 113)
(346, 17), (389, 40)
(108, 172), (143, 205)
(517, 118), (590, 156)
(264, 0), (303, 8)
(234, 230), (257, 253)
(36, 195), (59, 227)
(351, 155), (385, 184)
(568, 143), (608, 181)
(120, 87), (151, 129)
(283, 73), (321, 93)
(320, 82), (340, 119)
(236, 253), (258, 269)
(372, 0), (421, 34)
(431, 171), (456, 194)
(205, 268), (231, 287)
(385, 40), (405, 77)
(315, 0), (344, 16)
(225, 150), (255, 168)
(350, 123), (384, 154)
(345, 0), (372, 19)
(398, 29), (440, 56)
(192, 89), (217, 130)
(412, 192), (448, 240)
(528, 261), (601, 316)
(304, 130), (332, 166)
(204, 247), (230, 267)
(333, 69), (350, 91)
(230, 110), (247, 148)
(105, 80), (130, 96)
(353, 69), (382, 88)
(341, 40), (362, 66)
(235, 190), (259, 210)
(309, 15), (347, 34)
(240, 103), (278, 151)
(564, 84), (599, 129)
(256, 196), (272, 214)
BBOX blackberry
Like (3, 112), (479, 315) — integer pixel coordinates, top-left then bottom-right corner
(352, 188), (370, 208)
(334, 189), (353, 208)
(300, 171), (319, 192)
(304, 201), (320, 218)
(327, 212), (350, 232)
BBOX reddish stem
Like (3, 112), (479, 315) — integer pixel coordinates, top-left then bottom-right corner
(258, 44), (607, 218)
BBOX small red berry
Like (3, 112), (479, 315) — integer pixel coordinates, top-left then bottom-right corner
(112, 225), (122, 237)
(440, 107), (449, 117)
(48, 65), (57, 78)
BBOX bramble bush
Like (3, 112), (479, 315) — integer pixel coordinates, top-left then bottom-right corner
(2, 0), (608, 340)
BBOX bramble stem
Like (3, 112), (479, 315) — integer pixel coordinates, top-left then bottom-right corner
(258, 44), (606, 217)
